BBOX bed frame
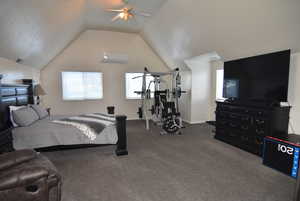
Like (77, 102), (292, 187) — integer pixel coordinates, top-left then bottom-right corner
(0, 75), (128, 156)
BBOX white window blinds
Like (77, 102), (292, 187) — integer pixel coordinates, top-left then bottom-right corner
(62, 72), (103, 100)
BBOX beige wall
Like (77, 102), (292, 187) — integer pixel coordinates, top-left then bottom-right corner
(184, 58), (212, 124)
(288, 52), (300, 134)
(41, 30), (169, 119)
(0, 57), (40, 84)
(182, 53), (220, 124)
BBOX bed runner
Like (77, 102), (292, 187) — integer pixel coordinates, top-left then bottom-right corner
(52, 113), (115, 141)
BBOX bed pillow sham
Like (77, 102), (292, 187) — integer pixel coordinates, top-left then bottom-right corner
(31, 104), (49, 119)
(9, 106), (26, 127)
(12, 107), (39, 127)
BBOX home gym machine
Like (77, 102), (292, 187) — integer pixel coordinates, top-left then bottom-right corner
(134, 67), (185, 135)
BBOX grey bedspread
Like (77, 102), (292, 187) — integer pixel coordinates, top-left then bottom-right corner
(12, 115), (118, 150)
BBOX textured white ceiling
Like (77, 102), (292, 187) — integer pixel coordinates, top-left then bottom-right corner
(142, 0), (300, 69)
(1, 0), (300, 70)
(0, 0), (167, 68)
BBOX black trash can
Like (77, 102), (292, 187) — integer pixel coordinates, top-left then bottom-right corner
(107, 106), (115, 115)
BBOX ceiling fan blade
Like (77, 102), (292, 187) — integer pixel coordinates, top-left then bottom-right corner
(112, 14), (120, 22)
(133, 11), (151, 17)
(106, 9), (123, 12)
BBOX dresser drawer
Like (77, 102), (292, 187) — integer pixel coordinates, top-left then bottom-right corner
(17, 96), (29, 105)
(16, 87), (28, 95)
(1, 87), (16, 96)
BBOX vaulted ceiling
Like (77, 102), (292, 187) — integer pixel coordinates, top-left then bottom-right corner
(142, 0), (300, 68)
(0, 0), (166, 68)
(1, 0), (300, 69)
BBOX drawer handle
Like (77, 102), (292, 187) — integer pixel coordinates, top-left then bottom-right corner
(229, 133), (236, 137)
(241, 136), (248, 140)
(241, 126), (249, 130)
(256, 120), (265, 124)
(256, 129), (264, 135)
(26, 185), (39, 193)
(230, 123), (237, 128)
(242, 117), (250, 121)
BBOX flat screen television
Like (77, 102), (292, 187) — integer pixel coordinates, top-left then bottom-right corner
(223, 50), (291, 102)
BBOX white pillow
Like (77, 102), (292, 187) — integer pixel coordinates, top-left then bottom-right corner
(30, 105), (49, 119)
(9, 106), (26, 127)
(12, 107), (39, 127)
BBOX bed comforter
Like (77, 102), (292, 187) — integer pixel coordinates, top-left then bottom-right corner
(12, 114), (118, 150)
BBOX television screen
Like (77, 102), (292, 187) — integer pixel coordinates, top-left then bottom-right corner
(223, 50), (291, 102)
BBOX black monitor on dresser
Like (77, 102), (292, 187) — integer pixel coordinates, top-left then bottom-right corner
(223, 50), (291, 103)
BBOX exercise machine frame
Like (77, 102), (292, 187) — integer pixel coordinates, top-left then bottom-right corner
(134, 67), (185, 134)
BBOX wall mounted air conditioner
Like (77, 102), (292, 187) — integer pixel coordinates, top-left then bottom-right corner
(102, 52), (129, 64)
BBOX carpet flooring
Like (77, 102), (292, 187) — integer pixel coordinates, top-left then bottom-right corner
(44, 121), (295, 201)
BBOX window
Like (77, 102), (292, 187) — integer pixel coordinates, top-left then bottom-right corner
(125, 73), (154, 99)
(216, 69), (224, 100)
(61, 72), (103, 100)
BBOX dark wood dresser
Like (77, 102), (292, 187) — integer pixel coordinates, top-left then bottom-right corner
(0, 75), (33, 153)
(215, 101), (291, 155)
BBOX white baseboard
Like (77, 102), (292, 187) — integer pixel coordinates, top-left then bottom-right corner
(128, 117), (208, 125)
(129, 118), (206, 125)
(183, 119), (206, 125)
(127, 118), (142, 121)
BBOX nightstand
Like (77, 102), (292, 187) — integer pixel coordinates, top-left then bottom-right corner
(0, 128), (14, 154)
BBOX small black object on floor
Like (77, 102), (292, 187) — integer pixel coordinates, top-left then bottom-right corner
(206, 121), (216, 126)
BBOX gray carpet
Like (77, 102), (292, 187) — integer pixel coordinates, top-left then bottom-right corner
(44, 121), (295, 201)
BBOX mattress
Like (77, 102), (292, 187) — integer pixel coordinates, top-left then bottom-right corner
(12, 115), (118, 150)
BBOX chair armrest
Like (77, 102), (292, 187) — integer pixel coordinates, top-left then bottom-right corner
(0, 167), (48, 191)
(0, 150), (37, 171)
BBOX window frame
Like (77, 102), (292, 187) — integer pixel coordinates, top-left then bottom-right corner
(61, 71), (104, 101)
(125, 72), (155, 100)
(216, 69), (225, 100)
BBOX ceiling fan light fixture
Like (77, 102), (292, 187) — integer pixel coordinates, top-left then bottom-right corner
(119, 12), (125, 19)
(106, 1), (151, 22)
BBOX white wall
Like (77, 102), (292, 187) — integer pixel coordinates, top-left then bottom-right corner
(288, 52), (300, 134)
(0, 57), (40, 84)
(184, 55), (217, 124)
(190, 60), (211, 124)
(41, 30), (169, 119)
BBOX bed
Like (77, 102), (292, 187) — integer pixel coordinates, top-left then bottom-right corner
(0, 77), (128, 156)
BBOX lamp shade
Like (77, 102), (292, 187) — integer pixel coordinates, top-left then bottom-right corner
(34, 84), (46, 96)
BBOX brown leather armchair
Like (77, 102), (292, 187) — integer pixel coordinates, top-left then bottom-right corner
(0, 150), (62, 201)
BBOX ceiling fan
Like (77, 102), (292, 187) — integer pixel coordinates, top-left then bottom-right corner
(106, 0), (151, 22)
